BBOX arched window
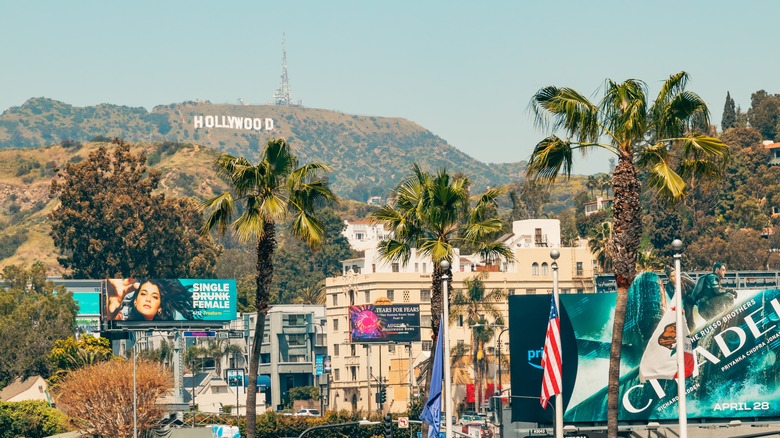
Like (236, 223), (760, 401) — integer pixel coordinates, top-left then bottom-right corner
(531, 262), (539, 276)
(541, 262), (549, 276)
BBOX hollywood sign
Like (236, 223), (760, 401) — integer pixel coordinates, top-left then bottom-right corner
(193, 115), (275, 132)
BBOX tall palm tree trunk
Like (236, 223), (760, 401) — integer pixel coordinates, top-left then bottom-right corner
(246, 222), (276, 438)
(606, 155), (641, 437)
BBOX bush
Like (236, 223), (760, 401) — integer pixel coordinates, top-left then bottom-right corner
(0, 400), (69, 438)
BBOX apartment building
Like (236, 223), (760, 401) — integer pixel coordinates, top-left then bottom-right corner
(323, 219), (597, 415)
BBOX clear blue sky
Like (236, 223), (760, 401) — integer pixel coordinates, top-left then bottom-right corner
(2, 1), (778, 175)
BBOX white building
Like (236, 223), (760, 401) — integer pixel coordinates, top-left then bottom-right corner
(342, 220), (391, 252)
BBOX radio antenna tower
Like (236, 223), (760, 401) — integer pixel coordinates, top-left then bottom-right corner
(273, 34), (294, 106)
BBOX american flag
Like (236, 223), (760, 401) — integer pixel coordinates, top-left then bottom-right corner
(540, 294), (562, 408)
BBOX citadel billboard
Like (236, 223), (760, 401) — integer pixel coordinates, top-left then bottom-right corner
(510, 274), (780, 423)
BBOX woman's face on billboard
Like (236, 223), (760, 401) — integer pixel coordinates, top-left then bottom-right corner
(136, 282), (162, 320)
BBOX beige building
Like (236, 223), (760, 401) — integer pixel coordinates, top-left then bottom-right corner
(324, 219), (597, 415)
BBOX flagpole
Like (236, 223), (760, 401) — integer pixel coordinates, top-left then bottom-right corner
(550, 250), (563, 438)
(441, 260), (453, 438)
(672, 239), (687, 438)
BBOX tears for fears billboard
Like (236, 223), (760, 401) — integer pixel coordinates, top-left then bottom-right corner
(510, 274), (780, 423)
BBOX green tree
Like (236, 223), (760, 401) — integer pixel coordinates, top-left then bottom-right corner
(48, 336), (112, 384)
(527, 72), (729, 436)
(450, 272), (505, 412)
(48, 138), (220, 279)
(0, 400), (69, 438)
(747, 90), (780, 140)
(201, 138), (336, 438)
(721, 91), (737, 131)
(0, 263), (78, 387)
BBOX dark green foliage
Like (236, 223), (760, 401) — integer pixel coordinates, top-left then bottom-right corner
(48, 138), (221, 279)
(288, 385), (319, 401)
(0, 400), (70, 438)
(721, 92), (737, 131)
(253, 410), (385, 438)
(747, 90), (780, 140)
(0, 262), (78, 387)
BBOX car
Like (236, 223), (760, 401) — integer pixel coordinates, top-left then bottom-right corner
(294, 408), (321, 417)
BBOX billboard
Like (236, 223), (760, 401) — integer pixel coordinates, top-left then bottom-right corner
(510, 272), (780, 423)
(104, 278), (237, 325)
(349, 304), (421, 343)
(226, 369), (244, 388)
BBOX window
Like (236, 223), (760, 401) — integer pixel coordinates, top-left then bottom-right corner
(421, 315), (431, 329)
(351, 345), (357, 356)
(388, 344), (395, 353)
(333, 318), (339, 331)
(372, 264), (376, 273)
(334, 344), (340, 356)
(421, 289), (431, 301)
(508, 289), (515, 296)
(288, 334), (306, 346)
(422, 263), (427, 273)
(289, 354), (306, 363)
(457, 315), (464, 327)
(414, 263), (419, 272)
(350, 366), (358, 381)
(526, 288), (536, 295)
(332, 294), (338, 306)
(541, 262), (549, 276)
(364, 290), (371, 303)
(576, 262), (583, 276)
(348, 290), (354, 306)
(392, 263), (400, 273)
(457, 339), (465, 347)
(532, 263), (539, 276)
(422, 340), (433, 351)
(289, 314), (306, 326)
(387, 290), (395, 301)
(334, 369), (340, 381)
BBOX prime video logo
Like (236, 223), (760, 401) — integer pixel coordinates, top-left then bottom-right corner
(527, 348), (543, 369)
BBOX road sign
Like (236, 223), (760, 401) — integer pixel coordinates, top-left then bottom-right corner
(228, 330), (243, 339)
(398, 417), (409, 428)
(183, 331), (216, 337)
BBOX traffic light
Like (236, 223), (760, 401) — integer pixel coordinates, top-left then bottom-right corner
(384, 412), (393, 438)
(380, 386), (387, 404)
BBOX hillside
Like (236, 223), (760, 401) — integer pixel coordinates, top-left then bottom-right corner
(0, 98), (527, 200)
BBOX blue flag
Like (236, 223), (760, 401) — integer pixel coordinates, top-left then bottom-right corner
(420, 314), (444, 438)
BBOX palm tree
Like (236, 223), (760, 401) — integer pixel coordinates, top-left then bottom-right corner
(372, 164), (512, 342)
(587, 221), (613, 273)
(586, 175), (598, 197)
(293, 281), (326, 305)
(371, 164), (512, 404)
(450, 272), (506, 412)
(201, 138), (335, 438)
(528, 72), (729, 436)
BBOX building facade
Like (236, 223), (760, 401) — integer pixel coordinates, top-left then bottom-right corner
(323, 219), (597, 415)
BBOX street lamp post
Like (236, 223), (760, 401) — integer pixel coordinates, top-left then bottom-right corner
(441, 260), (453, 438)
(496, 327), (509, 438)
(550, 249), (562, 438)
(672, 239), (688, 438)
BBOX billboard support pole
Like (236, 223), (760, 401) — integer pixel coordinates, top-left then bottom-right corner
(673, 239), (688, 438)
(133, 338), (137, 438)
(550, 250), (563, 438)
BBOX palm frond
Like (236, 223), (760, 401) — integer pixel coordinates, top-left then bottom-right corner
(290, 211), (327, 249)
(376, 239), (413, 265)
(526, 136), (574, 182)
(646, 161), (686, 201)
(201, 193), (235, 236)
(531, 86), (601, 142)
(602, 79), (648, 143)
(233, 206), (266, 243)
